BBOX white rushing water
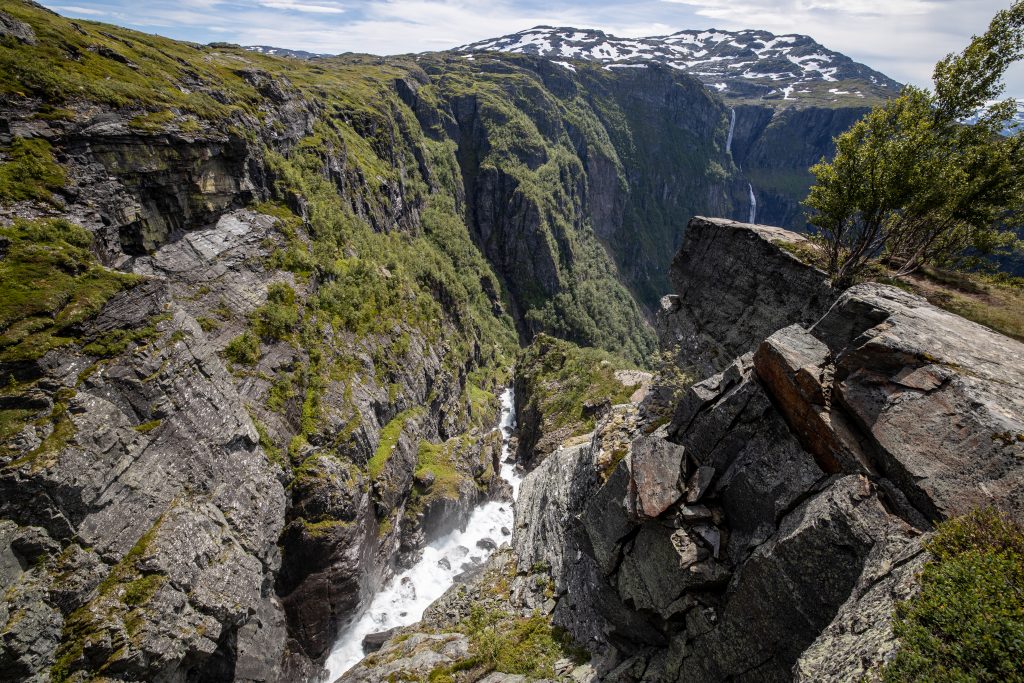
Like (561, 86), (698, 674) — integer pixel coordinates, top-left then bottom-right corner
(322, 388), (522, 681)
(725, 108), (736, 156)
(747, 183), (757, 224)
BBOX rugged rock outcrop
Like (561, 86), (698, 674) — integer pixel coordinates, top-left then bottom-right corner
(0, 3), (921, 681)
(570, 220), (1024, 681)
(0, 279), (289, 681)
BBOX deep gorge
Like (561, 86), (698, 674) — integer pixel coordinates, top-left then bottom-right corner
(1, 2), (1021, 682)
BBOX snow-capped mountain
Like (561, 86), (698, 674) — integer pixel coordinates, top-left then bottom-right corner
(243, 45), (330, 60)
(458, 26), (900, 104)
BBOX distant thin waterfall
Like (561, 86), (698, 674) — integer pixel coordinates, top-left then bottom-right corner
(726, 108), (736, 155)
(748, 183), (757, 223)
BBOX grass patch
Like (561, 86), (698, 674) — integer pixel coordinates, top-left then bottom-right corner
(133, 419), (161, 434)
(0, 218), (141, 362)
(367, 406), (424, 479)
(127, 109), (175, 133)
(516, 333), (639, 437)
(905, 268), (1024, 343)
(884, 508), (1024, 682)
(0, 137), (66, 204)
(429, 605), (587, 680)
(771, 238), (1024, 342)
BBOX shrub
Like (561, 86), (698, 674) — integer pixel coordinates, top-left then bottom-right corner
(224, 331), (260, 366)
(252, 282), (298, 340)
(883, 508), (1024, 682)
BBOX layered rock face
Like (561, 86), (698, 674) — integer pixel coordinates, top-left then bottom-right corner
(658, 217), (835, 378)
(0, 278), (289, 682)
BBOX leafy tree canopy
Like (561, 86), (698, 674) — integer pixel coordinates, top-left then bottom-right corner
(805, 0), (1024, 287)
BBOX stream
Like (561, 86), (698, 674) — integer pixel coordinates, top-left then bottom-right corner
(321, 388), (522, 681)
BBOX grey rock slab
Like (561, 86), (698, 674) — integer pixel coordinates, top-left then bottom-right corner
(628, 435), (685, 518)
(817, 284), (1024, 522)
(660, 217), (835, 380)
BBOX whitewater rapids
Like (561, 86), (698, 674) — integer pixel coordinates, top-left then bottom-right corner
(322, 388), (522, 680)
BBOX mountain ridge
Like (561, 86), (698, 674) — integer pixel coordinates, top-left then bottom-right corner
(456, 25), (901, 106)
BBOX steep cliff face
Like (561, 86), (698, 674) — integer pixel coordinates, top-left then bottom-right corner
(658, 216), (835, 379)
(729, 104), (869, 229)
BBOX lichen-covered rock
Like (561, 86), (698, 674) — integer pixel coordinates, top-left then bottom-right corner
(0, 281), (287, 681)
(812, 284), (1024, 522)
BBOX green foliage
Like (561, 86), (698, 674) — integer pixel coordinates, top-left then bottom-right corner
(0, 218), (141, 362)
(127, 110), (175, 133)
(367, 407), (424, 479)
(51, 517), (167, 682)
(251, 282), (299, 340)
(0, 137), (66, 204)
(805, 2), (1024, 287)
(516, 334), (639, 436)
(430, 605), (587, 680)
(81, 314), (169, 357)
(224, 331), (260, 366)
(133, 419), (161, 434)
(884, 508), (1024, 682)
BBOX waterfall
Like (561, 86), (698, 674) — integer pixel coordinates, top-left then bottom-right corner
(748, 183), (757, 224)
(725, 108), (736, 156)
(322, 388), (521, 680)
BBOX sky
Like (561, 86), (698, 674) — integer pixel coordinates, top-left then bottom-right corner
(39, 0), (1024, 96)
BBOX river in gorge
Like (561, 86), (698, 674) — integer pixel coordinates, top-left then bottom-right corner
(322, 387), (522, 681)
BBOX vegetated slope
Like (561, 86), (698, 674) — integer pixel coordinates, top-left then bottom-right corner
(459, 26), (900, 107)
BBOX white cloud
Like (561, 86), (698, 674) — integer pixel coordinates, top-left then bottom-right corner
(258, 0), (346, 13)
(49, 4), (108, 15)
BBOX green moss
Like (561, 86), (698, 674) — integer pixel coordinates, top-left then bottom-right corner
(81, 313), (170, 357)
(250, 416), (284, 467)
(516, 334), (639, 437)
(0, 218), (141, 362)
(884, 508), (1024, 682)
(413, 438), (464, 501)
(9, 393), (77, 468)
(133, 419), (161, 434)
(127, 109), (175, 133)
(302, 518), (352, 538)
(52, 516), (167, 682)
(367, 407), (424, 479)
(0, 137), (66, 204)
(196, 316), (221, 332)
(430, 605), (588, 680)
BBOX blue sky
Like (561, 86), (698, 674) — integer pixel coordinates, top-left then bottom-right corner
(40, 0), (1024, 96)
